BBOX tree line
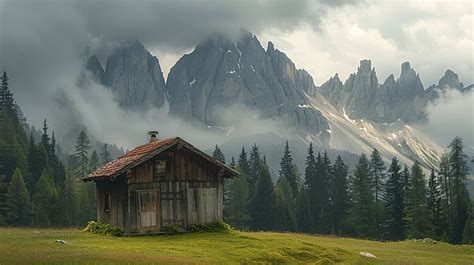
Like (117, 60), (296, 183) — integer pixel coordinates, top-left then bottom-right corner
(0, 72), (112, 227)
(220, 138), (473, 244)
(1, 71), (472, 244)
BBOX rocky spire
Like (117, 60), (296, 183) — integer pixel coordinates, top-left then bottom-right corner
(439, 69), (463, 90)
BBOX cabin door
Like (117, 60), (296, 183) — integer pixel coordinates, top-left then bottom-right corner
(137, 190), (160, 230)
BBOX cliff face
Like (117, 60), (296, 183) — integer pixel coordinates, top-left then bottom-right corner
(86, 42), (167, 111)
(319, 60), (455, 123)
(166, 32), (329, 135)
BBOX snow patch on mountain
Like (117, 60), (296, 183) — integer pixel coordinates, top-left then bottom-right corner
(307, 92), (443, 170)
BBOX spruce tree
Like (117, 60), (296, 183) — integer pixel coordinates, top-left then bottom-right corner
(238, 147), (249, 176)
(330, 155), (349, 234)
(225, 166), (250, 229)
(248, 144), (262, 197)
(77, 181), (96, 225)
(278, 141), (300, 196)
(32, 168), (58, 227)
(304, 143), (319, 229)
(315, 151), (332, 233)
(383, 157), (405, 240)
(40, 119), (51, 151)
(438, 153), (451, 239)
(250, 161), (275, 231)
(229, 156), (236, 168)
(402, 165), (411, 195)
(273, 176), (296, 231)
(89, 150), (99, 171)
(462, 202), (474, 244)
(0, 72), (27, 180)
(369, 148), (386, 239)
(427, 168), (442, 239)
(447, 137), (470, 244)
(295, 186), (314, 233)
(100, 143), (111, 165)
(349, 154), (375, 238)
(212, 144), (225, 163)
(6, 169), (31, 226)
(58, 175), (78, 226)
(74, 130), (91, 178)
(404, 161), (432, 239)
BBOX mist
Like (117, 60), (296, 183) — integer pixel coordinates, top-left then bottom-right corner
(0, 0), (356, 153)
(424, 89), (474, 153)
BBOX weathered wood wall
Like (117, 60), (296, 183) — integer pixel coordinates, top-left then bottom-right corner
(96, 177), (126, 229)
(99, 145), (227, 234)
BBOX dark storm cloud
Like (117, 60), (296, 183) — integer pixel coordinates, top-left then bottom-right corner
(0, 0), (356, 148)
(74, 0), (355, 52)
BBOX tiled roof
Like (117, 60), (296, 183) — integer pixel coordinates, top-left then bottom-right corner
(83, 137), (239, 182)
(83, 138), (177, 181)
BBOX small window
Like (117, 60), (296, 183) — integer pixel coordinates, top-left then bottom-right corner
(154, 160), (167, 177)
(104, 193), (111, 213)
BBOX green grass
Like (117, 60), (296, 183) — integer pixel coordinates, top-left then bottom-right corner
(0, 228), (472, 264)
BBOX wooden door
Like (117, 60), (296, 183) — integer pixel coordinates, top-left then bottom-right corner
(137, 190), (160, 230)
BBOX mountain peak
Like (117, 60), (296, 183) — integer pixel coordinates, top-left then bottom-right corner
(358, 59), (372, 74)
(267, 41), (275, 52)
(383, 74), (396, 85)
(439, 69), (462, 90)
(401, 61), (412, 72)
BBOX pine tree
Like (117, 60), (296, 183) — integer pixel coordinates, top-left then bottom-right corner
(314, 151), (332, 234)
(229, 156), (236, 168)
(225, 166), (250, 229)
(278, 141), (300, 196)
(32, 168), (58, 227)
(447, 137), (470, 244)
(295, 186), (314, 233)
(427, 168), (442, 239)
(26, 133), (41, 191)
(462, 202), (474, 244)
(438, 153), (451, 239)
(250, 161), (275, 231)
(273, 176), (296, 231)
(238, 147), (249, 176)
(0, 72), (16, 119)
(77, 181), (96, 226)
(369, 148), (386, 239)
(304, 144), (317, 219)
(402, 165), (411, 195)
(248, 144), (262, 197)
(0, 72), (27, 180)
(383, 157), (405, 240)
(100, 143), (111, 165)
(74, 130), (91, 178)
(349, 154), (375, 238)
(6, 169), (31, 226)
(330, 155), (349, 234)
(212, 144), (225, 163)
(404, 161), (432, 239)
(89, 150), (99, 171)
(58, 175), (79, 226)
(40, 119), (51, 151)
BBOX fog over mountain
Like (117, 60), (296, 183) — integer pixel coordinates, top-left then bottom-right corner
(0, 0), (472, 172)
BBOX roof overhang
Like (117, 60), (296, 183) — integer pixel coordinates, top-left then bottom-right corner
(83, 137), (239, 182)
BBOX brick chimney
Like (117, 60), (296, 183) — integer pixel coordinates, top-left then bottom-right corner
(148, 131), (159, 142)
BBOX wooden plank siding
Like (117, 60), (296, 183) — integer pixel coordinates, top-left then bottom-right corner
(96, 145), (226, 234)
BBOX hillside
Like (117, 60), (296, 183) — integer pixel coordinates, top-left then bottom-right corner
(1, 228), (472, 264)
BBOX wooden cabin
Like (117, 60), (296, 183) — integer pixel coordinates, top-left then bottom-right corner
(83, 133), (238, 235)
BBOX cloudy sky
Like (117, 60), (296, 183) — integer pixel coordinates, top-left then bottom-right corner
(0, 0), (472, 150)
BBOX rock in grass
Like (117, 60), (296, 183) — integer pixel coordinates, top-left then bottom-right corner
(359, 251), (377, 259)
